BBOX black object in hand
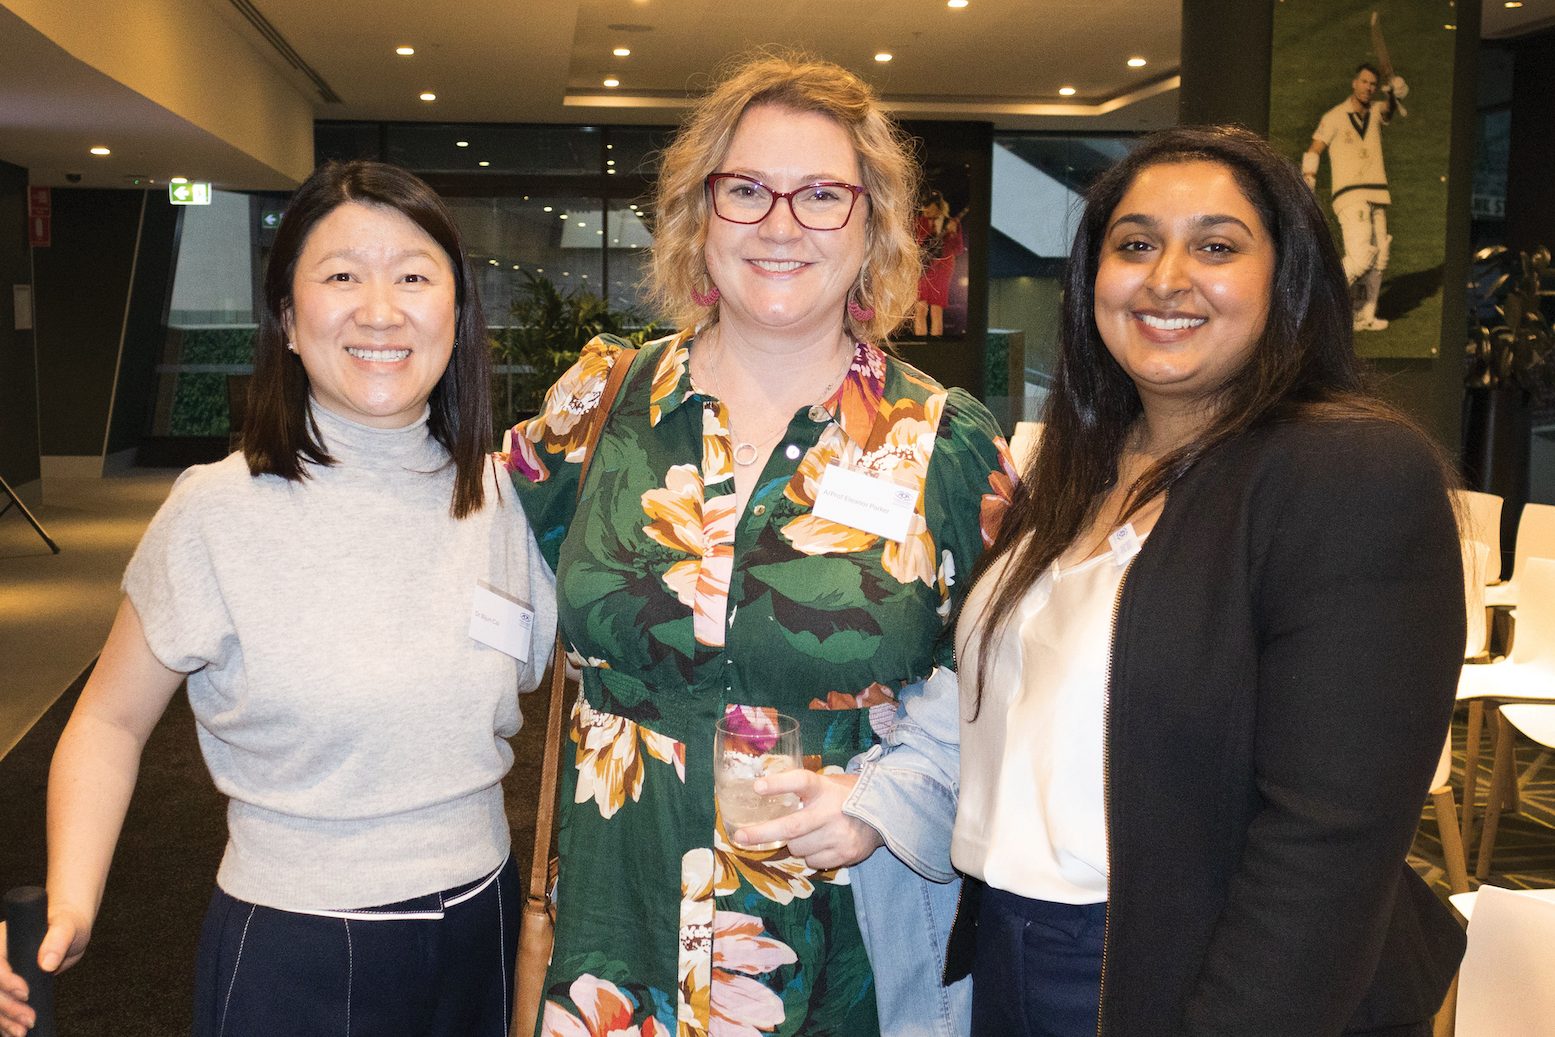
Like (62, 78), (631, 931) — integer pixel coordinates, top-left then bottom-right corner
(4, 887), (57, 1037)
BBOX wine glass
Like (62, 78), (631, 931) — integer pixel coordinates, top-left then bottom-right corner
(715, 709), (801, 850)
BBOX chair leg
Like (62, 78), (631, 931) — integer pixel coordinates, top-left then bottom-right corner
(1475, 712), (1518, 880)
(1432, 787), (1471, 896)
(1518, 748), (1551, 790)
(1461, 701), (1485, 853)
(1433, 971), (1459, 1037)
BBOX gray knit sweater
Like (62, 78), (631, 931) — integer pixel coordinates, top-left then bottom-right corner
(124, 403), (556, 911)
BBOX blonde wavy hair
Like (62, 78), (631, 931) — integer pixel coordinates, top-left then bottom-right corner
(647, 51), (921, 345)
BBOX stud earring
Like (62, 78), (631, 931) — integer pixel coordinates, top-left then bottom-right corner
(286, 341), (298, 353)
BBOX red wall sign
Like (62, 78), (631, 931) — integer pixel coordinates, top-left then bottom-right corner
(28, 186), (50, 247)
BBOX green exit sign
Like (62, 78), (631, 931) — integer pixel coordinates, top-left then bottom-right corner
(169, 182), (212, 205)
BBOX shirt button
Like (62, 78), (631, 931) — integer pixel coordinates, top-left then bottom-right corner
(753, 504), (766, 516)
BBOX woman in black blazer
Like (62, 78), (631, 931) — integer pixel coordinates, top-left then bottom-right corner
(950, 125), (1465, 1036)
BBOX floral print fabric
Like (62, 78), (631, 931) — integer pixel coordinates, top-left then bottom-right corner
(505, 331), (1011, 1036)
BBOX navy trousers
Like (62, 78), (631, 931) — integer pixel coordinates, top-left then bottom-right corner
(193, 855), (518, 1037)
(970, 885), (1105, 1037)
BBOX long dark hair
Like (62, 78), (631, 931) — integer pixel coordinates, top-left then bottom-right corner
(244, 160), (492, 518)
(966, 125), (1410, 701)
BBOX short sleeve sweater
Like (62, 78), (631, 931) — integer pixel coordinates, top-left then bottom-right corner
(124, 403), (557, 911)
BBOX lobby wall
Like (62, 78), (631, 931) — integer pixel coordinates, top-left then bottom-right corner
(0, 160), (39, 495)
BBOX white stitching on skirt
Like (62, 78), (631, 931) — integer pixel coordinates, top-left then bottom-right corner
(219, 904), (257, 1037)
(344, 919), (354, 1037)
(496, 877), (507, 1034)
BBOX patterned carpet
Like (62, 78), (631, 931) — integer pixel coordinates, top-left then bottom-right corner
(1411, 703), (1555, 895)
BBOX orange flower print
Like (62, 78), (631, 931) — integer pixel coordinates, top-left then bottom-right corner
(571, 698), (685, 819)
(807, 682), (898, 711)
(649, 331), (694, 427)
(509, 337), (622, 477)
(642, 465), (737, 647)
(679, 849), (717, 1037)
(702, 404), (735, 490)
(541, 974), (671, 1037)
(981, 436), (1019, 547)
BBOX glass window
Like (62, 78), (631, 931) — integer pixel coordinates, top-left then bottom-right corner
(314, 122), (383, 164)
(606, 199), (656, 320)
(387, 124), (603, 176)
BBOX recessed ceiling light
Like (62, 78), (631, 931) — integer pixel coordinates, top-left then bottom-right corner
(577, 221), (586, 228)
(608, 169), (617, 174)
(606, 159), (616, 166)
(875, 52), (893, 63)
(603, 78), (620, 88)
(947, 0), (968, 7)
(396, 46), (415, 56)
(628, 203), (638, 209)
(1127, 57), (1147, 68)
(1505, 1), (1523, 7)
(1059, 86), (1077, 96)
(90, 146), (110, 156)
(478, 160), (490, 167)
(559, 213), (569, 219)
(543, 205), (554, 212)
(613, 47), (631, 57)
(513, 265), (520, 270)
(488, 259), (498, 266)
(606, 144), (614, 150)
(419, 92), (436, 101)
(455, 140), (469, 148)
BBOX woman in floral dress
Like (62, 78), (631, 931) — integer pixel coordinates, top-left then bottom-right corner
(505, 53), (1014, 1037)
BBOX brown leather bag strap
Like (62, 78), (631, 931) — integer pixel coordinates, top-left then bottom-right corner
(525, 347), (639, 908)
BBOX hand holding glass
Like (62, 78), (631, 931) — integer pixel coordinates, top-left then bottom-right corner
(715, 712), (801, 850)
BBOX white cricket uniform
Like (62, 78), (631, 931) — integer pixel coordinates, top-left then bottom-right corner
(1313, 98), (1395, 285)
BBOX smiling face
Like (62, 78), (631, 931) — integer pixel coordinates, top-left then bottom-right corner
(285, 201), (458, 428)
(1093, 160), (1276, 428)
(703, 104), (869, 343)
(1352, 67), (1379, 106)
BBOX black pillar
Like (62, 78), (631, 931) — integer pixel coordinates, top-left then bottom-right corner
(1179, 0), (1274, 132)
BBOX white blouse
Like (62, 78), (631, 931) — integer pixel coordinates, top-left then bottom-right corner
(952, 535), (1140, 905)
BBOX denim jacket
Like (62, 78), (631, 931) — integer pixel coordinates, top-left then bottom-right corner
(844, 666), (971, 1037)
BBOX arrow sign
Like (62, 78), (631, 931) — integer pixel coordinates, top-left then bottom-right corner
(169, 182), (212, 205)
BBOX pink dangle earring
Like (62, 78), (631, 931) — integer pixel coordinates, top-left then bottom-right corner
(847, 285), (875, 324)
(691, 276), (721, 308)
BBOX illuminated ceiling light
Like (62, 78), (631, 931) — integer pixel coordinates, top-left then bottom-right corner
(512, 265), (520, 270)
(455, 140), (469, 148)
(488, 259), (498, 266)
(608, 168), (617, 174)
(543, 205), (554, 212)
(1058, 86), (1077, 96)
(577, 221), (586, 228)
(559, 213), (569, 219)
(603, 78), (621, 88)
(396, 46), (415, 56)
(613, 47), (631, 56)
(628, 203), (638, 209)
(90, 146), (111, 155)
(1126, 57), (1147, 68)
(419, 92), (437, 101)
(478, 160), (490, 167)
(170, 176), (189, 184)
(606, 159), (616, 166)
(874, 52), (893, 63)
(947, 0), (968, 7)
(1505, 1), (1524, 7)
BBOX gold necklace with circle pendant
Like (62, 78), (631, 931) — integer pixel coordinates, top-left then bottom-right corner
(710, 341), (854, 467)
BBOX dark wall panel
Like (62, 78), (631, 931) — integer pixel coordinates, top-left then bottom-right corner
(1506, 27), (1555, 253)
(1180, 0), (1274, 133)
(0, 160), (39, 486)
(32, 189), (143, 457)
(106, 197), (179, 455)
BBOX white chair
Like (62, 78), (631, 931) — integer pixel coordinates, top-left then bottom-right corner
(1431, 541), (1490, 898)
(1452, 490), (1503, 586)
(1452, 885), (1555, 1036)
(1483, 502), (1555, 607)
(1458, 557), (1555, 879)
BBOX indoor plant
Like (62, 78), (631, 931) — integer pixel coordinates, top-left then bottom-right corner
(491, 270), (660, 431)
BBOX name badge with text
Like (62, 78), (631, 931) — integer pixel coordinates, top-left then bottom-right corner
(470, 580), (534, 662)
(811, 464), (919, 543)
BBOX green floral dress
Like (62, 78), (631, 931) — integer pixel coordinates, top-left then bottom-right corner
(504, 329), (1014, 1037)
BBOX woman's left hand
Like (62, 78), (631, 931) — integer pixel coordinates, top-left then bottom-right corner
(731, 771), (884, 869)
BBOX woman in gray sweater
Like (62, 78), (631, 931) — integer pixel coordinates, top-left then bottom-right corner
(0, 162), (556, 1037)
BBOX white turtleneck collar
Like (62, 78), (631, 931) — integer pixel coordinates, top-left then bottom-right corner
(307, 399), (448, 473)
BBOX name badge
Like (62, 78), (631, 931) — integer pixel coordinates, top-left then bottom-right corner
(811, 464), (919, 543)
(1108, 523), (1142, 566)
(470, 580), (534, 662)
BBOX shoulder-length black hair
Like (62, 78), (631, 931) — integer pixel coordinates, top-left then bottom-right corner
(967, 125), (1416, 694)
(243, 160), (491, 519)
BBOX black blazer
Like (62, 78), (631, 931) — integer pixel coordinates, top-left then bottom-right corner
(954, 415), (1466, 1036)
